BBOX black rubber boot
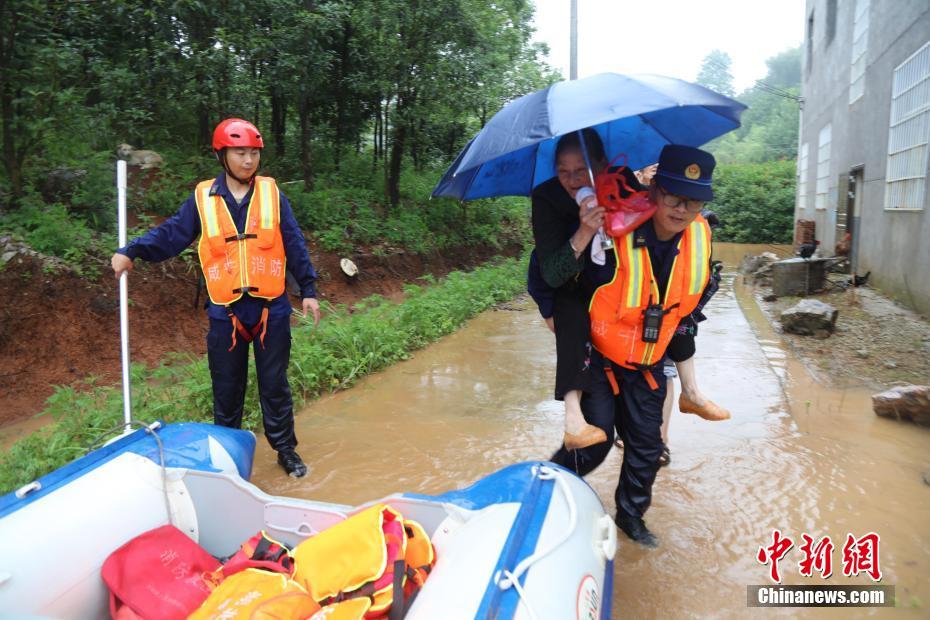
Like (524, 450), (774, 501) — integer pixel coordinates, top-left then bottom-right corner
(615, 512), (659, 548)
(277, 449), (308, 478)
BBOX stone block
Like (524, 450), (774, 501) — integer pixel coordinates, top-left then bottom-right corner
(872, 385), (930, 426)
(780, 299), (838, 336)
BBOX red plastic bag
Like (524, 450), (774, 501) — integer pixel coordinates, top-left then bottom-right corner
(595, 155), (657, 239)
(101, 524), (220, 620)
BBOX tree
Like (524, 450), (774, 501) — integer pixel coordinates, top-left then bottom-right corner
(712, 160), (796, 243)
(764, 46), (801, 89)
(696, 49), (735, 97)
(0, 0), (559, 211)
(0, 0), (72, 200)
(709, 47), (802, 164)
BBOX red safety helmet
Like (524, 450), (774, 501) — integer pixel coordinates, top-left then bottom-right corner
(212, 118), (264, 151)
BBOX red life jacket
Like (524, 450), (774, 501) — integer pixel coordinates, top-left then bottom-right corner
(101, 525), (219, 620)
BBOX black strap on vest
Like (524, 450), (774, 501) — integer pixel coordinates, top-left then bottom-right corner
(224, 232), (258, 243)
(231, 286), (260, 295)
(389, 559), (406, 620)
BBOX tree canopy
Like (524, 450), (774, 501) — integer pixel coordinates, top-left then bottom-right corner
(696, 47), (802, 244)
(705, 47), (802, 164)
(695, 49), (735, 97)
(0, 0), (559, 208)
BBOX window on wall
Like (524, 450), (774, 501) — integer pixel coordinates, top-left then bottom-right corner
(849, 0), (870, 103)
(816, 125), (832, 210)
(798, 142), (810, 210)
(826, 0), (837, 46)
(885, 41), (930, 210)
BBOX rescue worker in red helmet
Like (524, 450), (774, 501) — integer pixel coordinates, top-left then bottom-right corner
(111, 118), (320, 478)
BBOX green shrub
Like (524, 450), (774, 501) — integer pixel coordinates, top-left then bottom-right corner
(1, 148), (531, 284)
(711, 160), (796, 244)
(286, 163), (530, 256)
(140, 174), (191, 218)
(69, 152), (118, 232)
(1, 201), (97, 265)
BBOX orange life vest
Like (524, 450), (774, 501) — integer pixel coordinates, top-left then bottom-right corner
(194, 175), (286, 306)
(589, 217), (712, 375)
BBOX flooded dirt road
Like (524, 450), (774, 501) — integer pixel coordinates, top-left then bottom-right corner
(252, 243), (930, 618)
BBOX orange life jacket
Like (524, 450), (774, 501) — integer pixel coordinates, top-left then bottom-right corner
(194, 176), (286, 349)
(194, 176), (286, 306)
(589, 217), (712, 377)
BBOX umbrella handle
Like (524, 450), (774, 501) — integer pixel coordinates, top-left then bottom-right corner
(576, 130), (597, 188)
(576, 130), (614, 250)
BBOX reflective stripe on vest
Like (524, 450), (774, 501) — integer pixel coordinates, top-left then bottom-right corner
(589, 217), (712, 370)
(194, 176), (285, 305)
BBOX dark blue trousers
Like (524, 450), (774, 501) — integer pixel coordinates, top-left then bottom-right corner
(550, 350), (666, 520)
(207, 315), (297, 452)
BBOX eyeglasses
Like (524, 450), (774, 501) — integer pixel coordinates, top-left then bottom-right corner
(658, 188), (705, 213)
(557, 166), (590, 181)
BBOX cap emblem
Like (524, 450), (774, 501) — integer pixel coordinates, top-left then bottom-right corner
(685, 164), (701, 180)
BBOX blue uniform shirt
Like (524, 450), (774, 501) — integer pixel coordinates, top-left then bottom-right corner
(117, 174), (317, 324)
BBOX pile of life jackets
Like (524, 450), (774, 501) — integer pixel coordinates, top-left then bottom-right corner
(102, 504), (436, 620)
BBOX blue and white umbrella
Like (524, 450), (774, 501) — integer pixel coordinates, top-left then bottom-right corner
(432, 73), (747, 201)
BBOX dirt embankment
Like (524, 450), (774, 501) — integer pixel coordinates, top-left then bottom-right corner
(0, 240), (521, 426)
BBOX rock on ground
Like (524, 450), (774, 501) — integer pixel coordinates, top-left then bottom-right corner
(740, 252), (778, 274)
(872, 385), (930, 426)
(741, 252), (779, 285)
(780, 299), (839, 336)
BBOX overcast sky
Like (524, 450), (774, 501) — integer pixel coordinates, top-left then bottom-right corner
(531, 0), (806, 92)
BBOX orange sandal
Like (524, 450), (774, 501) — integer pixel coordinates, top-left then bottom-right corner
(679, 395), (731, 421)
(564, 425), (608, 450)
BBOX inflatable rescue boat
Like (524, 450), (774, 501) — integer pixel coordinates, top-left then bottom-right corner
(0, 422), (615, 619)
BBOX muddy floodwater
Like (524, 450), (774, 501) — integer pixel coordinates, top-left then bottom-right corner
(251, 243), (930, 618)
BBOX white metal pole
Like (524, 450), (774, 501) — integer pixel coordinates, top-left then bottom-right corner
(570, 0), (578, 80)
(117, 160), (132, 428)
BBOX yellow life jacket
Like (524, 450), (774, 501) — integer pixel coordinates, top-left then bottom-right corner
(188, 568), (320, 619)
(194, 175), (286, 306)
(293, 504), (436, 618)
(589, 217), (712, 374)
(310, 598), (373, 620)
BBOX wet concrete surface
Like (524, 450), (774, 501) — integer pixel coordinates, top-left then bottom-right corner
(250, 243), (930, 618)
